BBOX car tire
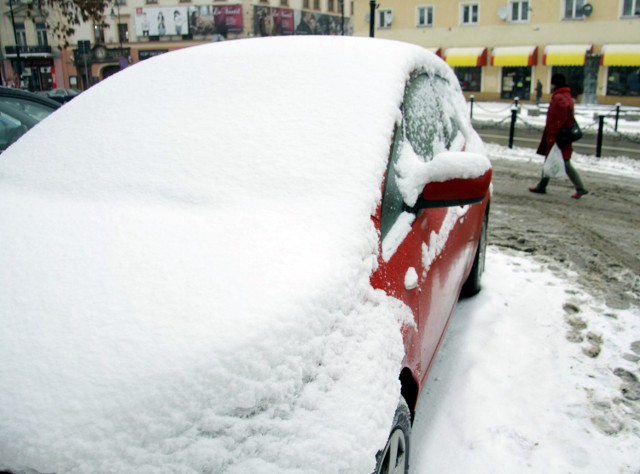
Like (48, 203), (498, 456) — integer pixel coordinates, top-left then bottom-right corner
(461, 213), (488, 297)
(375, 396), (411, 474)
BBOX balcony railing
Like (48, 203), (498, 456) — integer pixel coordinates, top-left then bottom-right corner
(4, 45), (53, 57)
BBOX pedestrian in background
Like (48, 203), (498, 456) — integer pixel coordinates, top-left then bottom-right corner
(535, 80), (543, 106)
(529, 73), (589, 199)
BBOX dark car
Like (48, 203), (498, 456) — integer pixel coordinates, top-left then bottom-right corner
(0, 87), (60, 153)
(40, 87), (81, 104)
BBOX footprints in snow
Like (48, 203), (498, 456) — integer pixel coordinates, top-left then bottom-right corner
(563, 302), (602, 358)
(562, 302), (640, 435)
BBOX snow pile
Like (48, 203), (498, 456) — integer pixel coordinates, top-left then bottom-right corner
(0, 37), (465, 473)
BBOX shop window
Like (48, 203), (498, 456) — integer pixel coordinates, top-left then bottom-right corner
(510, 1), (529, 22)
(454, 67), (481, 92)
(607, 66), (640, 96)
(461, 3), (479, 25)
(552, 66), (584, 98)
(417, 5), (434, 27)
(378, 9), (393, 28)
(500, 67), (531, 100)
(564, 0), (585, 19)
(622, 0), (640, 16)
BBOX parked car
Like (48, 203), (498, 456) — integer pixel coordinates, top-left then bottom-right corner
(0, 37), (491, 474)
(0, 87), (60, 153)
(39, 87), (81, 104)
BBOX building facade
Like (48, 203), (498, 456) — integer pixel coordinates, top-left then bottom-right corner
(353, 0), (640, 105)
(1, 0), (354, 91)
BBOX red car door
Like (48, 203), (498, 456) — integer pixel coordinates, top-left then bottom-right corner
(372, 72), (486, 389)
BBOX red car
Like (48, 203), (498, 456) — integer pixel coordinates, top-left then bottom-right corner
(0, 38), (490, 474)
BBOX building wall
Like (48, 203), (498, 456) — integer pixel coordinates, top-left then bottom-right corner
(352, 0), (640, 106)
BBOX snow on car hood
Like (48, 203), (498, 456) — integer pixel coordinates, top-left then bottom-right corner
(0, 37), (456, 473)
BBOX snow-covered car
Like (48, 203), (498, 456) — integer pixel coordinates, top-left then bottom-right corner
(0, 37), (491, 474)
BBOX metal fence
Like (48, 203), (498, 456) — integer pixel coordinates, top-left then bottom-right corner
(469, 97), (640, 157)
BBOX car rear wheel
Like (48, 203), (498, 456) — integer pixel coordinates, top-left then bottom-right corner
(461, 213), (488, 297)
(375, 396), (411, 474)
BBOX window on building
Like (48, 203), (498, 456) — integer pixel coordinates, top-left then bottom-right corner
(94, 24), (106, 44)
(454, 67), (481, 92)
(607, 66), (640, 96)
(327, 0), (334, 11)
(118, 23), (129, 43)
(145, 0), (158, 4)
(280, 0), (289, 5)
(510, 1), (529, 21)
(313, 0), (320, 10)
(36, 22), (49, 47)
(350, 1), (354, 15)
(623, 0), (640, 16)
(303, 0), (310, 8)
(417, 5), (434, 27)
(564, 0), (585, 19)
(14, 23), (27, 47)
(378, 9), (393, 28)
(461, 3), (479, 24)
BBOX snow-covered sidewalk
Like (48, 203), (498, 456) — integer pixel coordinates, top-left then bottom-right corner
(411, 247), (640, 474)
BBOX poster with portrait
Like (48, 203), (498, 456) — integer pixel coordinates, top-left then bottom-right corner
(135, 6), (189, 37)
(254, 7), (294, 37)
(188, 5), (243, 37)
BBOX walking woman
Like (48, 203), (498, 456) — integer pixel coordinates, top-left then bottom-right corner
(529, 73), (589, 199)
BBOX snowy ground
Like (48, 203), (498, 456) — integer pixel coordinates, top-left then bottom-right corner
(410, 140), (640, 474)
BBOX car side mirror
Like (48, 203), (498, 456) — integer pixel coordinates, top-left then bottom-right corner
(412, 151), (492, 210)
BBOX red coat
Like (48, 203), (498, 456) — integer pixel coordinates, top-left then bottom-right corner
(536, 86), (575, 160)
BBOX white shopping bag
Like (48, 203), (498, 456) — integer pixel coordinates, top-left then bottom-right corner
(543, 144), (567, 178)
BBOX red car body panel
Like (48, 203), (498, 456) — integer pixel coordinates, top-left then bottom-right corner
(371, 170), (491, 408)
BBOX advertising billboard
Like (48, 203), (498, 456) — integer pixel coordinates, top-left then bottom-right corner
(135, 6), (190, 37)
(254, 6), (352, 37)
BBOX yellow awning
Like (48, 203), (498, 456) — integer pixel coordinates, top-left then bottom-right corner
(543, 45), (592, 66)
(444, 47), (487, 67)
(491, 46), (538, 66)
(601, 44), (640, 66)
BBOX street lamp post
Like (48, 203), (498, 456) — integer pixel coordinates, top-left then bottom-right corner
(8, 0), (23, 87)
(369, 0), (376, 38)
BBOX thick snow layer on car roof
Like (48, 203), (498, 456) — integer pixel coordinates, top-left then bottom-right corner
(0, 37), (470, 473)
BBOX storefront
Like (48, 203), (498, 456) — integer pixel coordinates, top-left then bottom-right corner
(543, 44), (593, 99)
(601, 44), (640, 97)
(443, 47), (487, 93)
(491, 46), (537, 100)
